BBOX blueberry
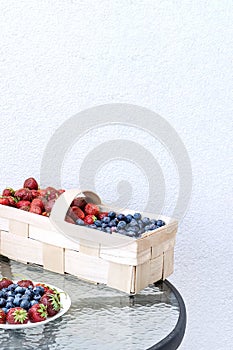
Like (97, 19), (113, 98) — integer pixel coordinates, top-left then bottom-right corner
(33, 286), (45, 295)
(108, 211), (116, 219)
(150, 219), (157, 225)
(13, 297), (22, 307)
(142, 217), (150, 225)
(20, 299), (30, 310)
(117, 221), (127, 229)
(102, 216), (110, 224)
(5, 301), (14, 309)
(30, 300), (39, 307)
(7, 284), (17, 291)
(138, 222), (144, 229)
(130, 226), (140, 233)
(0, 291), (5, 298)
(89, 224), (97, 229)
(117, 214), (126, 221)
(105, 227), (111, 234)
(33, 294), (41, 301)
(144, 225), (151, 232)
(94, 220), (102, 227)
(6, 291), (15, 297)
(76, 218), (85, 226)
(129, 219), (138, 227)
(156, 220), (165, 227)
(0, 298), (6, 307)
(97, 227), (102, 231)
(138, 228), (145, 234)
(1, 288), (7, 293)
(133, 212), (141, 220)
(6, 296), (14, 303)
(149, 224), (158, 231)
(24, 289), (33, 299)
(101, 223), (108, 228)
(125, 231), (136, 237)
(15, 286), (25, 294)
(125, 214), (133, 223)
(109, 220), (117, 227)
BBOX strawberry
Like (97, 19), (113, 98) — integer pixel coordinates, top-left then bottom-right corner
(6, 196), (18, 207)
(71, 197), (87, 209)
(31, 198), (44, 211)
(0, 277), (13, 289)
(20, 206), (30, 211)
(2, 188), (15, 197)
(58, 189), (65, 195)
(7, 307), (29, 324)
(84, 214), (97, 225)
(98, 212), (108, 220)
(17, 280), (34, 288)
(40, 292), (61, 316)
(16, 200), (31, 209)
(69, 206), (85, 221)
(44, 199), (56, 213)
(30, 205), (42, 215)
(0, 196), (10, 206)
(23, 177), (38, 190)
(28, 303), (48, 323)
(15, 188), (32, 201)
(65, 215), (75, 224)
(84, 203), (100, 216)
(0, 309), (6, 324)
(31, 190), (40, 199)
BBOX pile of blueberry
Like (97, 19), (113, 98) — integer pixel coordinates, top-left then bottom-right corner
(76, 211), (166, 238)
(0, 284), (45, 314)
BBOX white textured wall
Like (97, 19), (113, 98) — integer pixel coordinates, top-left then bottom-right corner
(0, 1), (233, 349)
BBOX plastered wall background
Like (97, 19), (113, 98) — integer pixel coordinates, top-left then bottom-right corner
(0, 1), (232, 349)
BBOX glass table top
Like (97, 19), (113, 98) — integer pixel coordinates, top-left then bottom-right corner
(0, 256), (180, 350)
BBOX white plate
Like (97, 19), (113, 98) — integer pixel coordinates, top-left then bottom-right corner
(0, 282), (71, 329)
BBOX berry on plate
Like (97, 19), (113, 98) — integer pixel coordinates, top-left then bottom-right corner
(28, 303), (48, 323)
(17, 280), (34, 288)
(0, 309), (6, 324)
(40, 292), (61, 317)
(84, 203), (100, 216)
(0, 278), (13, 290)
(6, 307), (29, 324)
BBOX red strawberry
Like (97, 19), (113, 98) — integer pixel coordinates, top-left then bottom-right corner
(6, 196), (18, 207)
(31, 198), (44, 211)
(30, 205), (42, 215)
(31, 190), (40, 199)
(84, 203), (100, 216)
(44, 199), (56, 213)
(6, 307), (29, 324)
(58, 189), (65, 195)
(28, 303), (48, 323)
(84, 214), (97, 225)
(98, 212), (108, 220)
(2, 188), (15, 197)
(16, 200), (31, 209)
(23, 177), (38, 190)
(15, 188), (32, 201)
(71, 197), (87, 209)
(0, 309), (6, 324)
(20, 206), (30, 211)
(69, 206), (85, 220)
(0, 277), (13, 289)
(0, 196), (10, 206)
(17, 279), (34, 288)
(40, 292), (61, 316)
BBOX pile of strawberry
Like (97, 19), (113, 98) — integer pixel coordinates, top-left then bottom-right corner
(0, 177), (65, 217)
(0, 277), (62, 325)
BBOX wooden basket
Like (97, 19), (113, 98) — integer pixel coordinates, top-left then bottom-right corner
(0, 189), (178, 294)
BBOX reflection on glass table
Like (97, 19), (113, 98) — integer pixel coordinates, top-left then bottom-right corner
(0, 255), (186, 350)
